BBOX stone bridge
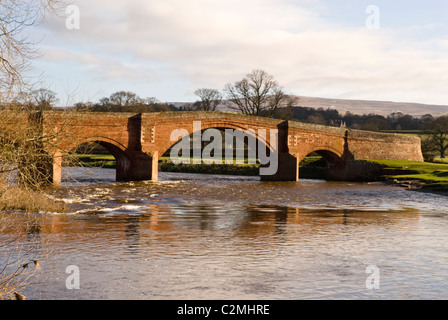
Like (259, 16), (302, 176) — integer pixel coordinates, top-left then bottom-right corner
(33, 111), (423, 184)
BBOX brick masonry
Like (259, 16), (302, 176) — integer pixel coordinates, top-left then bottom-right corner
(38, 111), (423, 184)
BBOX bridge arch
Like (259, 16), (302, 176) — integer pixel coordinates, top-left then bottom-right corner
(308, 148), (343, 164)
(160, 124), (275, 169)
(64, 136), (128, 156)
(158, 121), (276, 159)
(63, 137), (132, 182)
(299, 147), (346, 180)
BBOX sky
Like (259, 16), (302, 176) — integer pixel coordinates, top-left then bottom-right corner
(28, 0), (448, 107)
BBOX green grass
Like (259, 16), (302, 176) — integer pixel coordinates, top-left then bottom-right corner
(158, 156), (260, 175)
(68, 154), (116, 168)
(158, 155), (260, 165)
(433, 157), (448, 164)
(367, 159), (448, 192)
(159, 161), (259, 176)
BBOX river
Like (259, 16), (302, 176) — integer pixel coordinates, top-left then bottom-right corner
(8, 167), (448, 299)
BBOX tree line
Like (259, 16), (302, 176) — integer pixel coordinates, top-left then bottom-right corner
(272, 107), (435, 132)
(10, 86), (439, 131)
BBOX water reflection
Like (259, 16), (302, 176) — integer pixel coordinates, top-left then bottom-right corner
(8, 169), (448, 299)
(124, 216), (141, 254)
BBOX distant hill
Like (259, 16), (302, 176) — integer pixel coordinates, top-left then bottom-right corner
(172, 95), (448, 117)
(286, 96), (448, 117)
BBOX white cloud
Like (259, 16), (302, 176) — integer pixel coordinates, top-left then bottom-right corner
(33, 0), (448, 105)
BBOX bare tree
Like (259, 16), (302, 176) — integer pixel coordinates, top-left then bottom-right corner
(109, 91), (143, 110)
(30, 88), (59, 110)
(97, 91), (145, 112)
(0, 0), (66, 99)
(0, 0), (68, 300)
(224, 69), (295, 117)
(192, 88), (222, 111)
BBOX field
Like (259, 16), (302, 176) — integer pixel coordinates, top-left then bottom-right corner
(68, 154), (116, 168)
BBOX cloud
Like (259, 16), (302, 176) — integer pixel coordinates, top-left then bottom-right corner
(39, 48), (161, 82)
(34, 0), (448, 105)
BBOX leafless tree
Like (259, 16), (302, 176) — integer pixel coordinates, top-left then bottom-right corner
(0, 0), (69, 300)
(192, 88), (222, 111)
(108, 91), (143, 110)
(32, 88), (59, 110)
(97, 91), (145, 112)
(224, 69), (296, 117)
(0, 0), (66, 100)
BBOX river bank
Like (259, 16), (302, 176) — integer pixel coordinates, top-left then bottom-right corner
(368, 159), (448, 196)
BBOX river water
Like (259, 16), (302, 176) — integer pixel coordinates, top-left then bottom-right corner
(9, 167), (448, 299)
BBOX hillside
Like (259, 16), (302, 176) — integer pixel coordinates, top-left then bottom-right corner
(174, 95), (448, 117)
(287, 96), (448, 117)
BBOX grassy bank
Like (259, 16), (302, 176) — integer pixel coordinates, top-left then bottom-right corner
(301, 157), (448, 193)
(159, 156), (260, 176)
(0, 187), (66, 213)
(67, 154), (116, 168)
(0, 178), (66, 213)
(159, 161), (259, 176)
(368, 159), (448, 193)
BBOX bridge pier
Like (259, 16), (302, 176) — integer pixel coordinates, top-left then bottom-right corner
(150, 151), (159, 181)
(260, 152), (299, 182)
(260, 121), (299, 182)
(17, 151), (61, 187)
(48, 151), (158, 186)
(116, 152), (157, 182)
(52, 151), (62, 185)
